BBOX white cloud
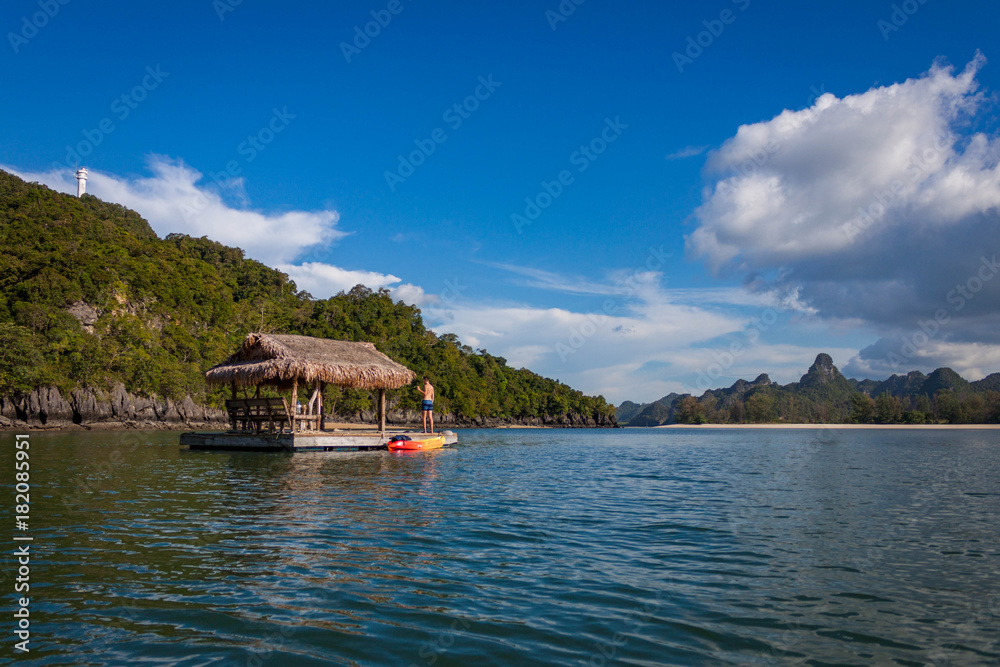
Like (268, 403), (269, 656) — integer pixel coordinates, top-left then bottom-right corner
(486, 262), (635, 296)
(687, 54), (1000, 377)
(418, 268), (837, 403)
(405, 261), (854, 403)
(391, 283), (437, 307)
(690, 55), (995, 270)
(423, 293), (855, 403)
(277, 262), (400, 296)
(665, 145), (708, 160)
(487, 248), (675, 299)
(275, 262), (437, 306)
(6, 155), (344, 266)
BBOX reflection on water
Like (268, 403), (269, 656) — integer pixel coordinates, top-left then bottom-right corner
(3, 427), (1000, 666)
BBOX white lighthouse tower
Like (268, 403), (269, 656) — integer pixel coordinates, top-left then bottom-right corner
(75, 167), (88, 197)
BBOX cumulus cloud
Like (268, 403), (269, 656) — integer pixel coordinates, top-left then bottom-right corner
(277, 262), (400, 296)
(277, 261), (433, 306)
(6, 155), (344, 266)
(687, 53), (1000, 378)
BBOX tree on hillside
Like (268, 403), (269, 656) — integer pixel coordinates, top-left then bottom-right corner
(934, 390), (962, 423)
(986, 391), (1000, 423)
(874, 392), (903, 423)
(746, 392), (777, 423)
(855, 393), (874, 423)
(676, 395), (705, 424)
(960, 393), (986, 423)
(0, 324), (46, 396)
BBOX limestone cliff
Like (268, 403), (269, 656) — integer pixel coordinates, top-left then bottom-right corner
(0, 384), (226, 430)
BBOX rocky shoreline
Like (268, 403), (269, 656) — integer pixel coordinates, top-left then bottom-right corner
(1, 385), (617, 431)
(0, 384), (225, 431)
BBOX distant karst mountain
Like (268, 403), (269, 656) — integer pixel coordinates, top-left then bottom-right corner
(618, 354), (1000, 425)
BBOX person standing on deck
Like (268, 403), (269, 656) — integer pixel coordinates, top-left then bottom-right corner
(421, 377), (435, 433)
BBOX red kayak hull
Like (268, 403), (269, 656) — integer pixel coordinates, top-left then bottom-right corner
(387, 435), (446, 451)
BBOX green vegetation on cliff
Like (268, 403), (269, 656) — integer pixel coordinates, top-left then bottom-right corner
(0, 170), (615, 424)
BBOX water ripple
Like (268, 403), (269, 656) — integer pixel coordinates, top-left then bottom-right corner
(6, 428), (1000, 666)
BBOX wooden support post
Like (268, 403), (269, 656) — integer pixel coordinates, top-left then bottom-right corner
(291, 377), (298, 433)
(319, 382), (326, 432)
(379, 388), (386, 433)
(231, 380), (237, 401)
(307, 383), (320, 415)
(305, 382), (320, 432)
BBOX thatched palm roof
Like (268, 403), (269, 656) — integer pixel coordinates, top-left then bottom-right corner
(205, 333), (416, 390)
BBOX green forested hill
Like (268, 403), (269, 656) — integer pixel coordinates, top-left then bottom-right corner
(0, 170), (615, 425)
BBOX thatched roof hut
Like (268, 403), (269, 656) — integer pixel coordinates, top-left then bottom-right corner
(206, 333), (416, 390)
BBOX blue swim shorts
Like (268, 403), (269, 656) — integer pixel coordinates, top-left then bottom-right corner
(422, 400), (434, 411)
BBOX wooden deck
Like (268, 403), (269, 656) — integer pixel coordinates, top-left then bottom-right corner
(180, 429), (458, 452)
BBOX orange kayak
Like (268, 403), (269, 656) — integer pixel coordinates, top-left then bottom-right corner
(387, 434), (446, 451)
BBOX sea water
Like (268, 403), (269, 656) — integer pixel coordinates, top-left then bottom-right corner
(3, 427), (999, 666)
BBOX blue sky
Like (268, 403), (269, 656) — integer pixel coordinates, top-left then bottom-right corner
(4, 0), (1000, 404)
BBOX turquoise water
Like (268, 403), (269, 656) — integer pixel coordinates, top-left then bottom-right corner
(4, 427), (1000, 666)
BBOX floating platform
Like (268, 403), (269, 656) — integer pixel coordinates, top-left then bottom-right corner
(180, 429), (458, 452)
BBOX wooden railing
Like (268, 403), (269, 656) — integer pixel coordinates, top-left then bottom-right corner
(225, 398), (291, 432)
(225, 397), (323, 433)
